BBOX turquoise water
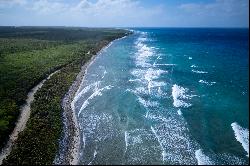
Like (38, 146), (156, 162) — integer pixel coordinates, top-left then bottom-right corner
(73, 28), (249, 165)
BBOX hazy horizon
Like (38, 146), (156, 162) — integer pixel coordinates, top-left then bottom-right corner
(0, 0), (249, 28)
(0, 26), (249, 28)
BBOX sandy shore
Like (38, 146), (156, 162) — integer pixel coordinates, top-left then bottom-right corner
(56, 36), (129, 165)
(54, 55), (92, 165)
(0, 70), (60, 165)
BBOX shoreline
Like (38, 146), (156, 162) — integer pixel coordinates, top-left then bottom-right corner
(0, 70), (60, 164)
(56, 35), (129, 165)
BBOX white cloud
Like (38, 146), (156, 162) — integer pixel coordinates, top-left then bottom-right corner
(0, 0), (27, 8)
(29, 0), (69, 14)
(23, 0), (164, 27)
(179, 3), (201, 11)
(0, 0), (248, 27)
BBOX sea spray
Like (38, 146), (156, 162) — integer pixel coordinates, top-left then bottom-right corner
(231, 122), (249, 157)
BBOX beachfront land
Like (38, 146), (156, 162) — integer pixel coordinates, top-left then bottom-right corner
(0, 27), (129, 164)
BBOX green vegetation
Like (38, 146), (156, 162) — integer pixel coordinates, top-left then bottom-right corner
(0, 26), (129, 164)
(3, 62), (82, 165)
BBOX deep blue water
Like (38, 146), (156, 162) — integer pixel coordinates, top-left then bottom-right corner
(73, 28), (249, 165)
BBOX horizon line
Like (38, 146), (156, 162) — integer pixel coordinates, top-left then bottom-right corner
(0, 25), (249, 29)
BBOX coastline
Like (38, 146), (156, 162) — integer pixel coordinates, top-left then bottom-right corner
(56, 34), (130, 165)
(0, 70), (60, 165)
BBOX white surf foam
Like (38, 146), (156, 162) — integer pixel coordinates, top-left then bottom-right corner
(145, 68), (168, 80)
(79, 112), (117, 150)
(217, 153), (247, 164)
(192, 70), (208, 74)
(71, 81), (101, 112)
(78, 85), (113, 117)
(136, 44), (153, 56)
(172, 84), (194, 108)
(135, 87), (149, 95)
(128, 78), (142, 82)
(128, 86), (167, 99)
(145, 68), (167, 93)
(135, 39), (154, 68)
(150, 81), (167, 88)
(156, 87), (166, 97)
(82, 132), (86, 148)
(154, 64), (176, 66)
(231, 122), (249, 157)
(124, 128), (163, 164)
(138, 97), (159, 108)
(189, 57), (193, 60)
(157, 87), (162, 95)
(126, 87), (150, 97)
(124, 131), (129, 153)
(153, 55), (162, 66)
(137, 37), (147, 42)
(130, 135), (143, 145)
(149, 115), (197, 164)
(195, 149), (214, 165)
(130, 68), (167, 96)
(88, 150), (97, 165)
(126, 88), (143, 96)
(151, 126), (167, 162)
(101, 70), (107, 79)
(131, 69), (145, 78)
(199, 80), (216, 86)
(131, 68), (167, 94)
(155, 55), (162, 60)
(177, 109), (182, 116)
(191, 65), (198, 68)
(195, 149), (247, 165)
(73, 82), (100, 102)
(146, 113), (170, 123)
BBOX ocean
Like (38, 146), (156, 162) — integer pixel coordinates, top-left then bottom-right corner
(73, 28), (249, 165)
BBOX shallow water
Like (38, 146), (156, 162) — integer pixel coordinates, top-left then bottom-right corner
(73, 28), (249, 165)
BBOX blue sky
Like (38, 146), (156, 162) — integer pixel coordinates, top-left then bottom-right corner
(0, 0), (249, 27)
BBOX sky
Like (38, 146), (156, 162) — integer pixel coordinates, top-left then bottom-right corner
(0, 0), (249, 27)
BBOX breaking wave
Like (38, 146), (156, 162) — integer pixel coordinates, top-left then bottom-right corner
(195, 149), (214, 165)
(77, 85), (113, 117)
(192, 69), (208, 74)
(199, 80), (216, 86)
(231, 122), (249, 157)
(172, 84), (195, 108)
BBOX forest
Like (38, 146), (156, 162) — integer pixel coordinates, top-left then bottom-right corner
(0, 26), (129, 164)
